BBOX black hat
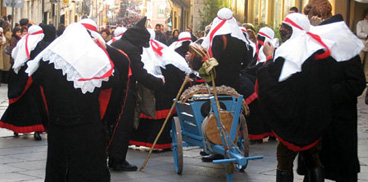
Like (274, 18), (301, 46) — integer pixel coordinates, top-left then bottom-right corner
(123, 17), (150, 48)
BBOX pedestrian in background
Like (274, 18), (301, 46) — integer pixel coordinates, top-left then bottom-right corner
(357, 9), (368, 81)
(1, 21), (12, 84)
(167, 29), (179, 46)
(154, 24), (167, 45)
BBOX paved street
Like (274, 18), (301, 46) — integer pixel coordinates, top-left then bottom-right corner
(0, 84), (367, 182)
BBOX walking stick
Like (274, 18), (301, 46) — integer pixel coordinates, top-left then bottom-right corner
(140, 76), (192, 171)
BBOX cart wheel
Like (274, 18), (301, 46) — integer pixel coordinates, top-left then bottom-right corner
(237, 114), (249, 171)
(172, 117), (183, 174)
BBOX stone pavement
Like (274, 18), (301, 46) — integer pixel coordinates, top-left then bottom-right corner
(0, 84), (367, 182)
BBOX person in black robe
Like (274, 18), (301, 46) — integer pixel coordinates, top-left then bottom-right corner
(0, 24), (55, 140)
(27, 22), (130, 182)
(108, 17), (165, 171)
(297, 14), (366, 182)
(257, 13), (333, 182)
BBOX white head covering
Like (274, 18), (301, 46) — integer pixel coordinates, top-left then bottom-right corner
(240, 26), (256, 57)
(142, 29), (191, 77)
(169, 32), (192, 50)
(26, 23), (114, 94)
(257, 27), (278, 64)
(12, 25), (44, 74)
(275, 13), (334, 82)
(107, 26), (127, 45)
(79, 18), (105, 43)
(0, 27), (5, 44)
(310, 21), (363, 62)
(0, 27), (3, 32)
(201, 8), (247, 54)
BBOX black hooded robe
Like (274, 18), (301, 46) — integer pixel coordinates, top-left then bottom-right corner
(0, 24), (56, 134)
(34, 45), (129, 182)
(108, 21), (164, 163)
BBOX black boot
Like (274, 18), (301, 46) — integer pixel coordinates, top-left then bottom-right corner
(306, 167), (324, 182)
(110, 159), (138, 171)
(276, 169), (293, 182)
(34, 132), (42, 141)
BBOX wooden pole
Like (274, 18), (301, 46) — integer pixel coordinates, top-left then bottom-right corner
(139, 76), (192, 171)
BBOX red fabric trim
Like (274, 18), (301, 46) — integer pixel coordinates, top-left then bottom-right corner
(25, 30), (44, 59)
(266, 56), (273, 61)
(129, 140), (172, 149)
(178, 37), (191, 42)
(217, 16), (233, 21)
(272, 131), (321, 152)
(78, 41), (115, 81)
(81, 23), (97, 32)
(208, 19), (227, 57)
(107, 49), (132, 150)
(283, 18), (331, 60)
(258, 40), (264, 46)
(150, 40), (164, 56)
(39, 86), (49, 116)
(99, 88), (112, 119)
(195, 78), (205, 83)
(248, 132), (274, 140)
(9, 77), (33, 104)
(245, 92), (258, 105)
(0, 121), (44, 133)
(258, 32), (271, 40)
(139, 109), (176, 120)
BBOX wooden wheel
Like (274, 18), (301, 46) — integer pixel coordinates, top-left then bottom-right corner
(171, 117), (183, 174)
(236, 114), (250, 171)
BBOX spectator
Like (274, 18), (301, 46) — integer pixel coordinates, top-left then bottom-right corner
(357, 9), (368, 81)
(289, 6), (299, 13)
(168, 29), (179, 46)
(186, 27), (197, 42)
(154, 24), (167, 45)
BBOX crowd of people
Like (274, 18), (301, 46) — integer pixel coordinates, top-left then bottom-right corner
(0, 0), (367, 181)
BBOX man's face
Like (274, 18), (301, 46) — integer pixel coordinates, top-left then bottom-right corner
(280, 23), (292, 42)
(155, 25), (161, 33)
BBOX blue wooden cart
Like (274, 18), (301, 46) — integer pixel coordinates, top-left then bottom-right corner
(171, 86), (263, 182)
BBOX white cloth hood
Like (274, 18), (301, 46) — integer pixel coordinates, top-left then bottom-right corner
(275, 13), (334, 82)
(169, 32), (191, 50)
(12, 25), (44, 74)
(143, 38), (191, 77)
(310, 21), (363, 62)
(79, 18), (105, 43)
(107, 27), (127, 45)
(201, 8), (247, 54)
(26, 23), (114, 94)
(258, 27), (278, 64)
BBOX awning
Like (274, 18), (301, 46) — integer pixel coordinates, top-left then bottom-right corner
(355, 0), (368, 3)
(171, 0), (189, 8)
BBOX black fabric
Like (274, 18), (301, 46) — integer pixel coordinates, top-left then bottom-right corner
(130, 65), (185, 148)
(175, 41), (190, 58)
(109, 32), (164, 161)
(45, 122), (110, 182)
(257, 51), (333, 149)
(102, 45), (130, 129)
(320, 56), (365, 181)
(0, 29), (55, 132)
(210, 34), (248, 91)
(122, 17), (150, 48)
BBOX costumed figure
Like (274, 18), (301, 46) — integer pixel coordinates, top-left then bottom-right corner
(238, 26), (276, 144)
(297, 14), (366, 182)
(201, 7), (248, 92)
(130, 28), (191, 151)
(0, 25), (50, 140)
(107, 26), (127, 45)
(169, 31), (192, 58)
(108, 17), (165, 171)
(25, 20), (130, 181)
(197, 7), (248, 162)
(257, 13), (334, 182)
